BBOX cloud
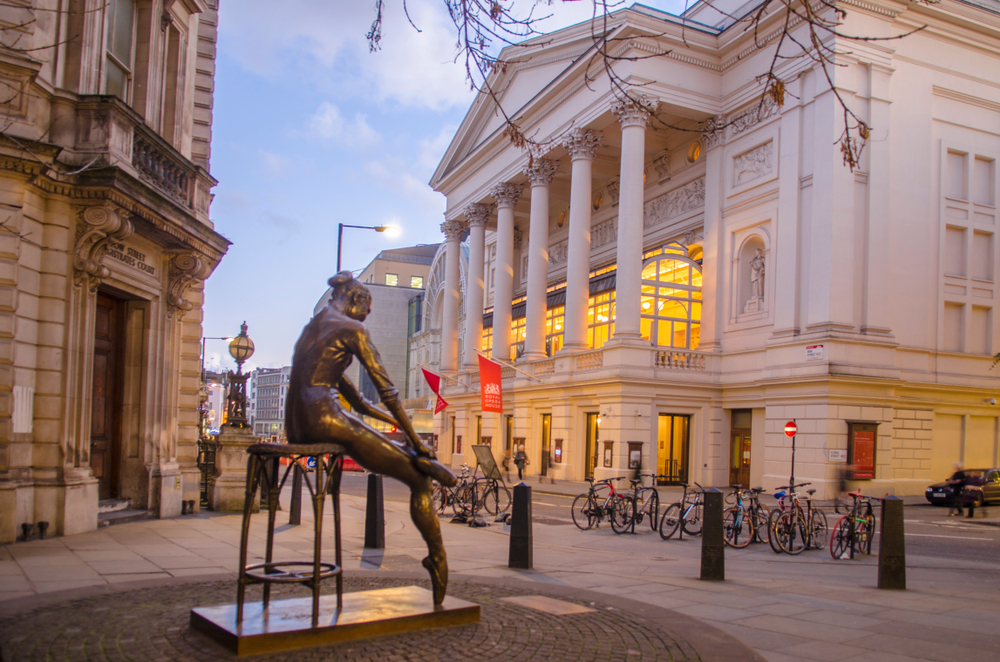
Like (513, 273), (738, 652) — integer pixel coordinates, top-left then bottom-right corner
(259, 150), (291, 177)
(418, 124), (459, 172)
(364, 158), (446, 217)
(263, 212), (301, 241)
(308, 102), (382, 148)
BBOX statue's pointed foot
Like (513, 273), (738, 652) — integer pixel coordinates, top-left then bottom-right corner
(415, 456), (457, 487)
(422, 555), (448, 605)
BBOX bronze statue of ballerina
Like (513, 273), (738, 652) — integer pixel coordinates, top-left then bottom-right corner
(286, 272), (457, 604)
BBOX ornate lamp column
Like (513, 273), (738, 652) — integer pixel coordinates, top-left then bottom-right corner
(440, 218), (468, 373)
(463, 204), (491, 369)
(523, 158), (558, 360)
(225, 322), (255, 428)
(612, 96), (657, 340)
(560, 129), (602, 352)
(490, 183), (522, 361)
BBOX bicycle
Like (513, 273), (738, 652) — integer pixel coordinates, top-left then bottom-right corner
(432, 464), (477, 515)
(722, 484), (771, 548)
(769, 482), (827, 554)
(571, 477), (625, 530)
(610, 474), (662, 534)
(830, 491), (877, 559)
(659, 482), (704, 540)
(473, 476), (511, 515)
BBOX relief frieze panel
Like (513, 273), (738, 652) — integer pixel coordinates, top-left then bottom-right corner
(643, 177), (706, 228)
(734, 142), (774, 187)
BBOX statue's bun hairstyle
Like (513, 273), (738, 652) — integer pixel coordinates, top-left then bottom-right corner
(328, 271), (354, 290)
(328, 271), (368, 301)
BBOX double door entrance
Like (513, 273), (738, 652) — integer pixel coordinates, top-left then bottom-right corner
(90, 292), (127, 500)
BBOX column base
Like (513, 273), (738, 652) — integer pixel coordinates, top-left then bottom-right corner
(557, 343), (589, 354)
(520, 350), (547, 361)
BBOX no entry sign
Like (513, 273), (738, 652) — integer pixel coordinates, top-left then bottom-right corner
(784, 421), (797, 437)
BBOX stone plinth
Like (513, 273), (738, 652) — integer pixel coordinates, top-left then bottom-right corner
(209, 425), (260, 512)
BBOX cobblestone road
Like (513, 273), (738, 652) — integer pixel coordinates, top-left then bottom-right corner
(0, 577), (705, 661)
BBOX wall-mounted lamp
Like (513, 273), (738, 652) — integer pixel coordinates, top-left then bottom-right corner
(987, 398), (997, 406)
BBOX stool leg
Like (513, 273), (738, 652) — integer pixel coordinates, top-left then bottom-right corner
(331, 457), (344, 610)
(263, 456), (279, 611)
(237, 453), (260, 626)
(311, 454), (326, 628)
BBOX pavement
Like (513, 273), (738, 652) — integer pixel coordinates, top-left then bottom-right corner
(0, 475), (998, 662)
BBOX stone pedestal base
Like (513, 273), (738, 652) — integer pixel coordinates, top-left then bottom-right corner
(191, 586), (480, 656)
(209, 425), (259, 512)
(743, 297), (762, 314)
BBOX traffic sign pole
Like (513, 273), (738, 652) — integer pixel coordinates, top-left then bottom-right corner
(784, 420), (798, 490)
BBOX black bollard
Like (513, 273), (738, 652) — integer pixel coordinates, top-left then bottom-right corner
(187, 499), (196, 514)
(700, 488), (725, 581)
(508, 482), (533, 569)
(289, 466), (303, 526)
(20, 522), (31, 541)
(37, 521), (48, 539)
(878, 496), (906, 590)
(364, 473), (385, 549)
(181, 500), (189, 516)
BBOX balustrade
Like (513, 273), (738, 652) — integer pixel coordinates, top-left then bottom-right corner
(653, 349), (706, 370)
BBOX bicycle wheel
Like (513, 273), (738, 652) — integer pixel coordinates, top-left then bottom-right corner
(753, 504), (771, 544)
(830, 515), (851, 559)
(723, 507), (751, 548)
(646, 491), (660, 531)
(477, 482), (499, 515)
(862, 505), (875, 555)
(777, 511), (808, 555)
(659, 503), (681, 540)
(452, 485), (475, 515)
(572, 494), (596, 531)
(767, 509), (785, 554)
(495, 485), (512, 513)
(859, 513), (876, 555)
(432, 485), (448, 514)
(610, 498), (635, 534)
(810, 508), (828, 550)
(682, 501), (703, 536)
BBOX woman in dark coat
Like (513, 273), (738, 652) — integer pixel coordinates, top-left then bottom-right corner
(286, 272), (456, 603)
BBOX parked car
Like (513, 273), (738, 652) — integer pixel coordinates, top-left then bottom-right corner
(925, 468), (1000, 506)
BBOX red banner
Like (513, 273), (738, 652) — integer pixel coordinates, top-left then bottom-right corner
(478, 354), (503, 413)
(421, 367), (449, 414)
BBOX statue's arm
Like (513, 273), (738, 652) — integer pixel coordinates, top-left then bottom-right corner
(337, 375), (396, 427)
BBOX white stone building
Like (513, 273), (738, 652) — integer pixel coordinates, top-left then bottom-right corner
(0, 0), (227, 542)
(250, 366), (291, 438)
(417, 0), (1000, 497)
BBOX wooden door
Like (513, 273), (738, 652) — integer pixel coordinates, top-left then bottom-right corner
(540, 414), (551, 476)
(585, 413), (599, 479)
(730, 433), (751, 487)
(91, 293), (125, 500)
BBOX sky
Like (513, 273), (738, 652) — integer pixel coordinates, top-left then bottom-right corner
(203, 0), (689, 373)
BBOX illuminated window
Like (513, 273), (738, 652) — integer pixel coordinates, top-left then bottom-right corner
(587, 291), (616, 349)
(385, 273), (398, 286)
(639, 242), (702, 350)
(410, 276), (423, 288)
(482, 326), (493, 354)
(545, 306), (564, 356)
(510, 317), (526, 360)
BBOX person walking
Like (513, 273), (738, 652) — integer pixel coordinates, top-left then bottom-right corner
(514, 444), (527, 481)
(948, 463), (966, 517)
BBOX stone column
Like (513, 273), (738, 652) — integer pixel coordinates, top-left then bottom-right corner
(863, 64), (894, 338)
(699, 115), (727, 351)
(560, 129), (602, 352)
(612, 96), (657, 340)
(440, 218), (467, 373)
(463, 204), (491, 369)
(523, 158), (558, 360)
(491, 183), (521, 361)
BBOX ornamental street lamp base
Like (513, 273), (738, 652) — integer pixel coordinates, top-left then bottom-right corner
(190, 586), (480, 656)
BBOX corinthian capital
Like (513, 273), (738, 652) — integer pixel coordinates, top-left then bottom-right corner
(561, 128), (603, 161)
(524, 158), (559, 187)
(440, 219), (468, 242)
(611, 95), (658, 129)
(490, 182), (522, 209)
(463, 203), (491, 228)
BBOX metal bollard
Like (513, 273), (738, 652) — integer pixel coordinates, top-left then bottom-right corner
(508, 482), (533, 569)
(700, 488), (725, 581)
(364, 473), (385, 549)
(878, 496), (906, 590)
(289, 466), (303, 525)
(37, 521), (49, 539)
(20, 523), (31, 541)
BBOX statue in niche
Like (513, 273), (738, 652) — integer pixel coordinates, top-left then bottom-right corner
(745, 248), (766, 313)
(286, 272), (457, 604)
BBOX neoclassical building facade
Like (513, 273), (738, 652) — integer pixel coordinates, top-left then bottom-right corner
(0, 0), (227, 542)
(412, 0), (1000, 498)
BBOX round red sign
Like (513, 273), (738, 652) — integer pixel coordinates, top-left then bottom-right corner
(784, 421), (797, 437)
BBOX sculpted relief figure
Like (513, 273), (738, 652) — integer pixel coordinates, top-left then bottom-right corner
(286, 272), (457, 603)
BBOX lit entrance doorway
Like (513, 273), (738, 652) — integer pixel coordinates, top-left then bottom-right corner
(730, 409), (753, 487)
(585, 413), (599, 479)
(540, 414), (551, 477)
(657, 414), (689, 485)
(91, 292), (126, 500)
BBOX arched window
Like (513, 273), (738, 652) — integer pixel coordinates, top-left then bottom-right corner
(640, 243), (702, 350)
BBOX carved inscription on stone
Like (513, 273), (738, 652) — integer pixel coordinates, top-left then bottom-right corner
(107, 242), (157, 276)
(734, 142), (774, 187)
(643, 177), (706, 228)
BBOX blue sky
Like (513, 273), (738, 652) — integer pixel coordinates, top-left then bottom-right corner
(203, 0), (688, 372)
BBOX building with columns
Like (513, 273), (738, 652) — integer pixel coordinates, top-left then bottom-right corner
(414, 0), (1000, 498)
(0, 0), (228, 542)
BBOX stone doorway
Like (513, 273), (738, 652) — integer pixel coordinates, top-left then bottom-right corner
(540, 413), (551, 477)
(91, 292), (127, 500)
(730, 410), (753, 487)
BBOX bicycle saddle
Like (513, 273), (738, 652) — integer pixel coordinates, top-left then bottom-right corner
(774, 490), (787, 499)
(807, 489), (817, 495)
(731, 484), (743, 489)
(752, 486), (764, 493)
(585, 477), (594, 483)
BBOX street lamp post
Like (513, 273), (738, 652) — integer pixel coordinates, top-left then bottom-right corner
(337, 223), (398, 273)
(225, 322), (255, 429)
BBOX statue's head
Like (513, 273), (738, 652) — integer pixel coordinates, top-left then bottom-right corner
(327, 271), (372, 322)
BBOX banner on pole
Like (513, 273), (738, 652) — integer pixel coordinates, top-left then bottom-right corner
(420, 367), (449, 414)
(478, 354), (503, 413)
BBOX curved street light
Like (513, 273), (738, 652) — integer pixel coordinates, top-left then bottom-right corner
(337, 223), (399, 273)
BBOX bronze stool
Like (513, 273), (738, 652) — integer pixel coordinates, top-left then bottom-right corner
(236, 442), (346, 628)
